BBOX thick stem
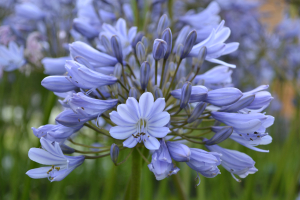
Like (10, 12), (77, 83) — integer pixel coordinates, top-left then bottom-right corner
(130, 147), (142, 200)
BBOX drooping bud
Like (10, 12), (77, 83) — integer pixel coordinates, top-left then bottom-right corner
(205, 126), (233, 145)
(136, 42), (146, 64)
(153, 39), (167, 60)
(129, 87), (138, 99)
(157, 14), (169, 37)
(180, 82), (192, 109)
(100, 35), (112, 54)
(166, 141), (191, 162)
(154, 88), (163, 100)
(140, 61), (150, 90)
(113, 63), (122, 79)
(187, 102), (207, 123)
(181, 30), (197, 59)
(110, 35), (123, 63)
(110, 143), (119, 165)
(41, 76), (77, 93)
(161, 28), (172, 60)
(60, 144), (75, 154)
(141, 36), (149, 52)
(195, 46), (207, 69)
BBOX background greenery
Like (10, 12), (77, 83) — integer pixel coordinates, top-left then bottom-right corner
(0, 69), (299, 200)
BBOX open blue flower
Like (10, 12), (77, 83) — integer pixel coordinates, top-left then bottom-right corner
(109, 92), (170, 150)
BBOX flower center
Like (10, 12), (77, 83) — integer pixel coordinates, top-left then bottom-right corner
(134, 118), (148, 138)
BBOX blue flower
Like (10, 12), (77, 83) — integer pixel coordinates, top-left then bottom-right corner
(206, 143), (258, 181)
(109, 92), (170, 150)
(0, 41), (25, 72)
(26, 138), (85, 182)
(148, 139), (179, 180)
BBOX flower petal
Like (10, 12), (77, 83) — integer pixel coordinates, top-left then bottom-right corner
(144, 136), (160, 150)
(139, 92), (154, 118)
(123, 136), (138, 148)
(110, 126), (137, 140)
(147, 126), (170, 138)
(148, 112), (170, 127)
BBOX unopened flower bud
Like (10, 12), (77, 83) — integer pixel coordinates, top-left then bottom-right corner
(131, 31), (144, 53)
(205, 126), (233, 145)
(180, 82), (192, 108)
(136, 42), (146, 64)
(140, 61), (150, 90)
(141, 36), (149, 52)
(154, 88), (163, 100)
(166, 141), (191, 162)
(161, 28), (172, 59)
(100, 35), (112, 54)
(187, 102), (207, 123)
(129, 87), (138, 99)
(73, 18), (98, 39)
(157, 14), (169, 37)
(195, 46), (207, 69)
(113, 63), (122, 79)
(181, 30), (197, 59)
(175, 44), (184, 62)
(60, 144), (75, 154)
(110, 143), (119, 165)
(153, 39), (167, 60)
(110, 35), (123, 63)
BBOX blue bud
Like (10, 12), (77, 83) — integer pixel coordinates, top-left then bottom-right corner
(131, 31), (144, 53)
(181, 30), (197, 59)
(110, 35), (123, 63)
(73, 18), (99, 39)
(110, 143), (119, 165)
(41, 76), (77, 92)
(141, 36), (149, 52)
(113, 63), (122, 79)
(175, 44), (184, 62)
(195, 46), (207, 69)
(219, 95), (255, 112)
(154, 88), (163, 100)
(100, 35), (112, 54)
(205, 126), (233, 145)
(42, 57), (68, 75)
(140, 61), (151, 90)
(205, 88), (243, 106)
(55, 110), (92, 127)
(136, 42), (146, 64)
(180, 82), (192, 108)
(129, 87), (138, 99)
(153, 39), (167, 60)
(161, 28), (172, 60)
(187, 102), (207, 123)
(166, 141), (191, 162)
(157, 14), (169, 37)
(60, 143), (75, 154)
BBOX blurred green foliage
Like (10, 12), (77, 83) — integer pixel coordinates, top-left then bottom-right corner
(0, 70), (299, 200)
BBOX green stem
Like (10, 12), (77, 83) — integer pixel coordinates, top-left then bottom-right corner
(130, 148), (142, 200)
(172, 174), (188, 200)
(165, 59), (182, 101)
(160, 59), (167, 88)
(155, 60), (158, 86)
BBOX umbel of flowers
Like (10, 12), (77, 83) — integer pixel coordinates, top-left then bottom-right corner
(25, 1), (274, 198)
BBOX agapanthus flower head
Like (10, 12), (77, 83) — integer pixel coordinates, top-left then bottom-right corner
(23, 0), (275, 188)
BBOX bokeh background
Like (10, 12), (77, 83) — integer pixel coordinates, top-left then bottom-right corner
(1, 0), (300, 199)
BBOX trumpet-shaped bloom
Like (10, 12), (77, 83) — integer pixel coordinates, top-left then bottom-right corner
(68, 92), (118, 117)
(26, 138), (85, 182)
(100, 18), (137, 57)
(109, 92), (170, 150)
(206, 143), (258, 181)
(0, 41), (25, 72)
(186, 148), (221, 178)
(65, 60), (117, 89)
(148, 139), (179, 180)
(188, 21), (239, 68)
